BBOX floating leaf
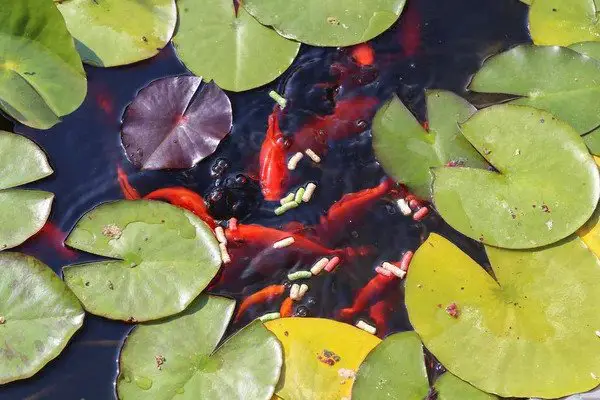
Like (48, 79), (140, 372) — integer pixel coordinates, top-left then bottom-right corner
(372, 90), (487, 199)
(242, 0), (406, 47)
(352, 332), (429, 400)
(121, 76), (232, 170)
(56, 0), (176, 67)
(434, 373), (497, 400)
(406, 233), (600, 398)
(174, 0), (300, 92)
(0, 252), (84, 384)
(433, 104), (599, 249)
(0, 131), (54, 250)
(264, 317), (380, 400)
(529, 0), (600, 47)
(63, 200), (221, 322)
(117, 294), (282, 399)
(0, 0), (86, 129)
(470, 45), (600, 135)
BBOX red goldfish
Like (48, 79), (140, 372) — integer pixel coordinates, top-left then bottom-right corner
(234, 284), (286, 322)
(351, 43), (375, 66)
(338, 273), (398, 320)
(117, 166), (141, 200)
(144, 187), (216, 229)
(259, 109), (289, 201)
(280, 297), (294, 317)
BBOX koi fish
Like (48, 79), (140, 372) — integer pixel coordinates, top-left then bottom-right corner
(280, 297), (294, 317)
(234, 284), (286, 322)
(117, 166), (141, 200)
(351, 43), (375, 66)
(259, 109), (289, 201)
(369, 298), (390, 338)
(144, 187), (217, 229)
(398, 1), (421, 58)
(338, 273), (398, 320)
(29, 222), (78, 260)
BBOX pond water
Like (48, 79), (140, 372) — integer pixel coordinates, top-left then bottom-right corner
(1, 0), (529, 398)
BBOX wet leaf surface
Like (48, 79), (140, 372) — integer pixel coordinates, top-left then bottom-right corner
(372, 90), (487, 199)
(117, 294), (282, 400)
(63, 200), (221, 322)
(0, 131), (54, 250)
(0, 252), (84, 384)
(56, 0), (177, 67)
(406, 233), (600, 398)
(264, 317), (380, 400)
(0, 0), (86, 129)
(121, 76), (232, 170)
(242, 0), (406, 46)
(433, 104), (599, 249)
(174, 0), (300, 92)
(529, 0), (600, 46)
(434, 373), (497, 400)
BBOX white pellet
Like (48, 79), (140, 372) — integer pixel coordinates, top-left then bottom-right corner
(215, 226), (227, 244)
(287, 152), (304, 170)
(310, 257), (329, 275)
(356, 320), (376, 335)
(302, 183), (317, 202)
(381, 262), (407, 279)
(290, 283), (300, 300)
(219, 243), (231, 264)
(273, 237), (295, 249)
(297, 284), (309, 300)
(305, 148), (321, 163)
(396, 198), (412, 216)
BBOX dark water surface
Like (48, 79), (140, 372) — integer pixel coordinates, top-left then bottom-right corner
(1, 0), (529, 398)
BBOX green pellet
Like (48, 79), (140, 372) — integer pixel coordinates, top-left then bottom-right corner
(280, 193), (295, 205)
(258, 312), (281, 322)
(274, 201), (299, 215)
(294, 187), (305, 203)
(287, 270), (312, 281)
(268, 90), (287, 109)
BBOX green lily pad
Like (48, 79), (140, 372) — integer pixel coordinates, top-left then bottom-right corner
(117, 294), (282, 400)
(433, 104), (599, 249)
(0, 0), (86, 129)
(173, 0), (300, 92)
(56, 0), (177, 67)
(434, 373), (497, 400)
(352, 332), (430, 400)
(0, 252), (84, 384)
(242, 0), (406, 47)
(470, 44), (600, 135)
(406, 233), (600, 398)
(0, 131), (54, 250)
(529, 0), (600, 46)
(63, 200), (221, 322)
(372, 90), (487, 199)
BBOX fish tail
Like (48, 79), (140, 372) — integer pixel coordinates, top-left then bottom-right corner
(338, 307), (356, 321)
(117, 166), (141, 200)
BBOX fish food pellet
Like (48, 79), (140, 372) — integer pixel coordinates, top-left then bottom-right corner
(310, 257), (329, 275)
(273, 237), (295, 248)
(356, 320), (376, 335)
(287, 152), (304, 170)
(305, 148), (321, 163)
(287, 270), (312, 281)
(280, 192), (295, 205)
(258, 312), (281, 322)
(294, 187), (305, 203)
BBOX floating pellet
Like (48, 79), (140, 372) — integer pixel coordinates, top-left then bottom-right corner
(274, 201), (299, 215)
(280, 193), (295, 205)
(396, 198), (412, 216)
(287, 270), (312, 281)
(302, 183), (317, 202)
(310, 257), (329, 275)
(273, 237), (295, 249)
(215, 226), (227, 244)
(400, 251), (414, 271)
(258, 312), (281, 322)
(219, 243), (231, 264)
(297, 284), (309, 300)
(290, 283), (300, 300)
(295, 187), (305, 203)
(305, 148), (322, 163)
(0, 316), (5, 324)
(375, 266), (392, 277)
(409, 199), (420, 210)
(413, 207), (429, 221)
(596, 330), (600, 338)
(324, 256), (340, 272)
(356, 320), (376, 335)
(269, 90), (287, 109)
(229, 217), (238, 230)
(381, 262), (406, 279)
(287, 152), (304, 170)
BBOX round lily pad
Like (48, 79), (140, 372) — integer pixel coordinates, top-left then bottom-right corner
(121, 76), (233, 170)
(352, 332), (429, 400)
(470, 44), (600, 135)
(529, 0), (600, 47)
(242, 0), (406, 47)
(174, 0), (300, 92)
(434, 373), (497, 400)
(433, 104), (599, 249)
(372, 90), (487, 199)
(117, 294), (282, 399)
(406, 233), (600, 398)
(63, 200), (221, 322)
(56, 0), (177, 67)
(265, 318), (380, 400)
(0, 252), (84, 384)
(0, 0), (86, 129)
(0, 131), (54, 250)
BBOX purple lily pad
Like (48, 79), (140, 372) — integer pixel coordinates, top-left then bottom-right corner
(121, 76), (232, 170)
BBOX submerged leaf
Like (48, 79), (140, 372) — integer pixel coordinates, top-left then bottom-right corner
(174, 0), (300, 92)
(121, 76), (232, 170)
(372, 90), (487, 199)
(117, 294), (282, 400)
(63, 200), (221, 322)
(433, 104), (599, 249)
(0, 131), (54, 250)
(56, 0), (177, 67)
(242, 0), (406, 47)
(0, 0), (86, 129)
(529, 0), (600, 46)
(406, 233), (600, 398)
(0, 252), (84, 384)
(264, 317), (380, 400)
